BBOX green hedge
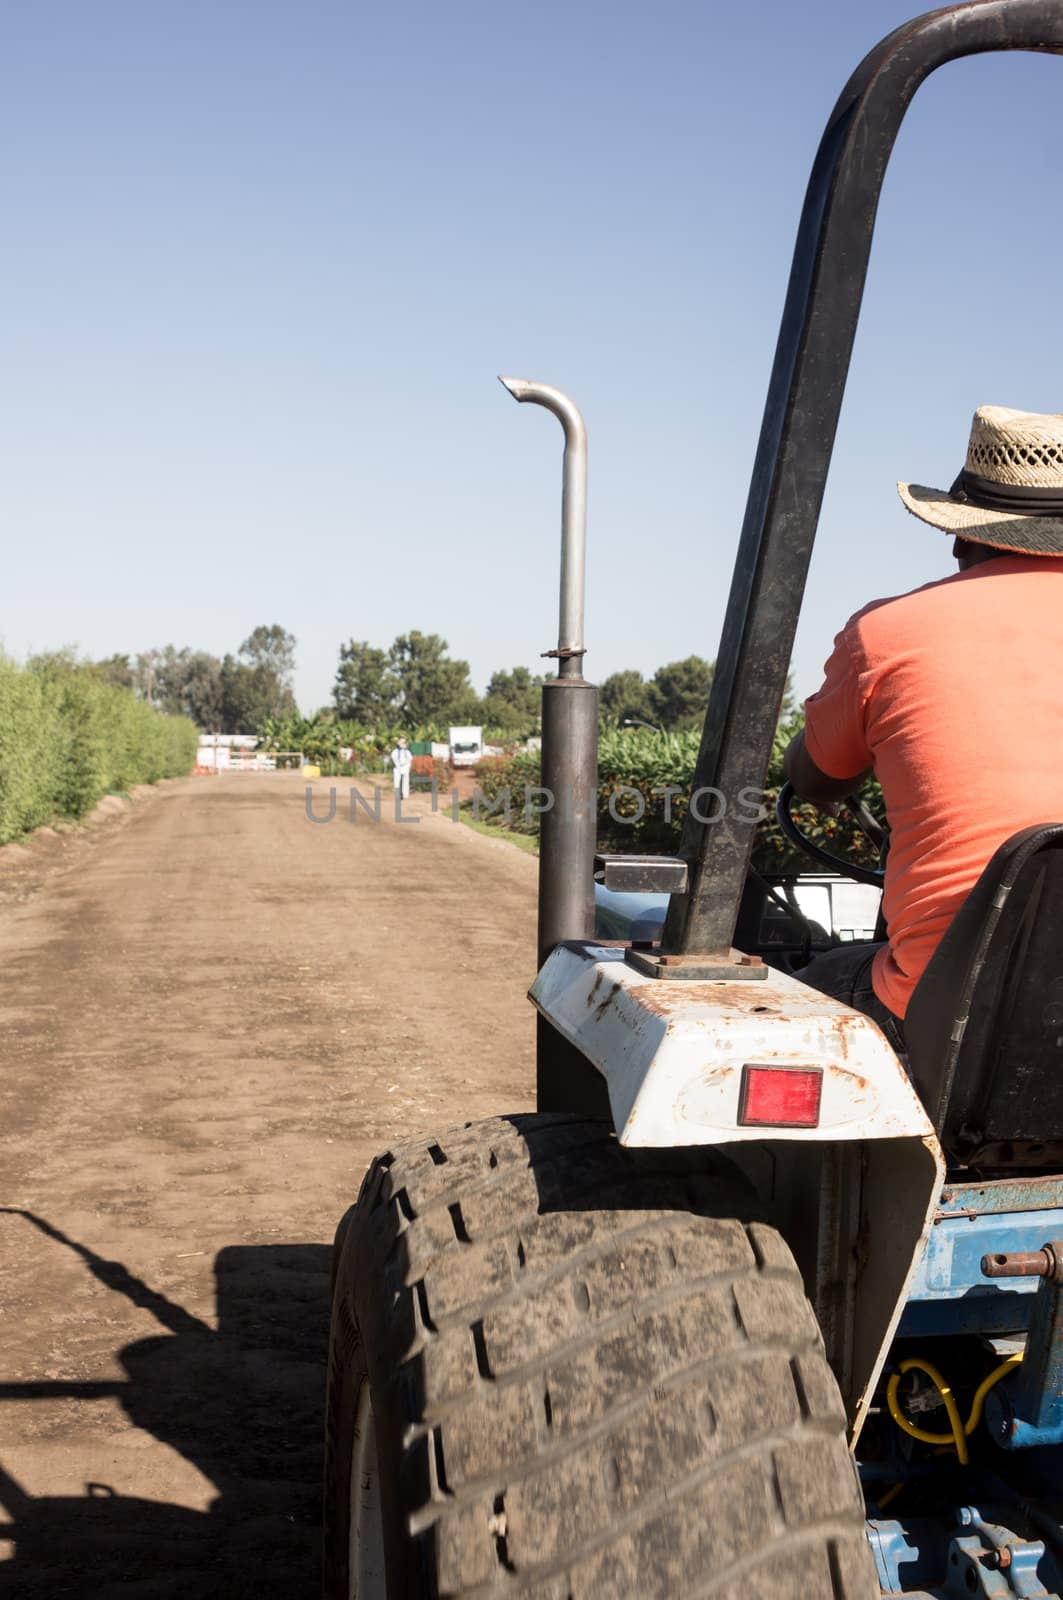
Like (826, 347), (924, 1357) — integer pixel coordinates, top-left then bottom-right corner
(0, 655), (199, 844)
(467, 722), (882, 875)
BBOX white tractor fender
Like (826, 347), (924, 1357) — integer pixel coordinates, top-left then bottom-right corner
(531, 941), (930, 1147)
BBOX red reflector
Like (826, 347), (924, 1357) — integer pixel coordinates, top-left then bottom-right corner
(738, 1064), (823, 1128)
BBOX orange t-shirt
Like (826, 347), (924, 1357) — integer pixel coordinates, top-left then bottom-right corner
(803, 555), (1063, 1019)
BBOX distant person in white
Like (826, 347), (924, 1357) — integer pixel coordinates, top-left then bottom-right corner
(389, 736), (412, 800)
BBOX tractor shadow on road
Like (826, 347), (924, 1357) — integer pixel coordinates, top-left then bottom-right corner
(0, 1211), (331, 1599)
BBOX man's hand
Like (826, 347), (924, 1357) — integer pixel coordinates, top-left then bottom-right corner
(783, 728), (870, 811)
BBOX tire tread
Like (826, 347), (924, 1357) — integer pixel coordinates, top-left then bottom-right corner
(325, 1114), (874, 1599)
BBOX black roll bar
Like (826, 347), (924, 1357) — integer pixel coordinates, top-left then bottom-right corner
(666, 0), (1063, 958)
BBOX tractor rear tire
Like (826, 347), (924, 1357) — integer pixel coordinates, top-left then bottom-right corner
(323, 1113), (875, 1598)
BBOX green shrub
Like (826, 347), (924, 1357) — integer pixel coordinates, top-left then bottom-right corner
(0, 654), (198, 843)
(0, 657), (60, 841)
(49, 669), (112, 818)
(470, 751), (543, 832)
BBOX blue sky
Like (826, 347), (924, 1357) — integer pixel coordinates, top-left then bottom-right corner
(3, 1), (1061, 715)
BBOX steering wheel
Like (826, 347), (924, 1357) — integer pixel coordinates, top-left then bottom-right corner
(776, 781), (887, 889)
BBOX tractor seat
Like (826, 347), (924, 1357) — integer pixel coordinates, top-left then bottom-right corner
(904, 824), (1063, 1169)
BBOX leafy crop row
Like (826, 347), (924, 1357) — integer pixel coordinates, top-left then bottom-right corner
(468, 717), (882, 874)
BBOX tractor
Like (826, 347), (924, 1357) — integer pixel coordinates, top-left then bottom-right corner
(323, 3), (1063, 1594)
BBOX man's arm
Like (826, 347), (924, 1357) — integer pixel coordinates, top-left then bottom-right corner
(783, 728), (869, 809)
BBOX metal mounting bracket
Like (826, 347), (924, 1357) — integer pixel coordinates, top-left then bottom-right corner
(594, 855), (689, 894)
(624, 947), (768, 982)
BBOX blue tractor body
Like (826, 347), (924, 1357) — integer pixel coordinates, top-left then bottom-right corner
(865, 1180), (1063, 1596)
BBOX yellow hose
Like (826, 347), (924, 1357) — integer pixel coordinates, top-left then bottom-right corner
(887, 1358), (970, 1463)
(967, 1355), (1023, 1434)
(886, 1353), (1022, 1465)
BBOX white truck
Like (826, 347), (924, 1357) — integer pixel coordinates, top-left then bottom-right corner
(447, 724), (483, 767)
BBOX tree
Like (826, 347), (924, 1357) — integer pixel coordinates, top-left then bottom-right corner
(145, 646), (226, 727)
(180, 651), (228, 727)
(235, 625), (297, 728)
(219, 656), (296, 732)
(239, 624), (296, 686)
(649, 656), (715, 730)
(91, 653), (134, 691)
(133, 650), (161, 706)
(134, 629), (296, 732)
(216, 655), (256, 731)
(482, 666), (542, 731)
(389, 631), (474, 725)
(447, 686), (487, 725)
(26, 647), (83, 681)
(333, 640), (396, 722)
(599, 669), (656, 729)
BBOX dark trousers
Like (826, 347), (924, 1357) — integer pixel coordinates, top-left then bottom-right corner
(796, 940), (906, 1055)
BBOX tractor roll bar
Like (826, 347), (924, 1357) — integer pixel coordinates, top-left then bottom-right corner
(665, 0), (1063, 959)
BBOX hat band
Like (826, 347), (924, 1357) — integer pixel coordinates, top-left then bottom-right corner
(950, 469), (1063, 517)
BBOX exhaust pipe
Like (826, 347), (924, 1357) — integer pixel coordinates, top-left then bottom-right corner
(500, 377), (600, 1110)
(499, 377), (588, 681)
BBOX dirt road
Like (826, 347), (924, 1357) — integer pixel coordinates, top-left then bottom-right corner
(0, 773), (536, 1597)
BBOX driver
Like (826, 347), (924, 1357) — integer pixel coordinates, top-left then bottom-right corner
(784, 405), (1063, 1052)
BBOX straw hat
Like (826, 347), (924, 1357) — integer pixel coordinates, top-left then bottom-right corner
(898, 406), (1063, 554)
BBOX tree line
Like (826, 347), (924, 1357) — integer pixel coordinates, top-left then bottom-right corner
(83, 622), (724, 735)
(332, 633), (545, 730)
(88, 625), (298, 733)
(334, 634), (719, 734)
